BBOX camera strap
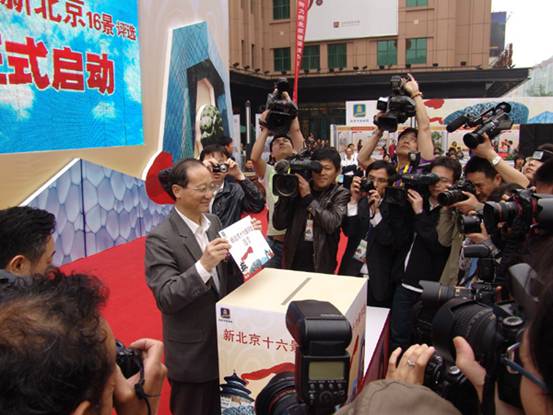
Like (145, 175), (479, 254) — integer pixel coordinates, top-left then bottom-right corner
(480, 358), (499, 415)
(134, 364), (161, 415)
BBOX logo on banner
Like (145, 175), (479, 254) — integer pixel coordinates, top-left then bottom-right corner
(353, 104), (366, 118)
(220, 308), (231, 319)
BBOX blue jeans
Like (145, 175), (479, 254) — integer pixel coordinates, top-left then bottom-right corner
(390, 285), (421, 352)
(265, 236), (283, 269)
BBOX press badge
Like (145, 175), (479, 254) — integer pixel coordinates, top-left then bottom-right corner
(304, 218), (314, 241)
(353, 239), (367, 262)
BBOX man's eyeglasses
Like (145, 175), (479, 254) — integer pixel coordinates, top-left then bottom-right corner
(187, 183), (218, 194)
(501, 342), (549, 393)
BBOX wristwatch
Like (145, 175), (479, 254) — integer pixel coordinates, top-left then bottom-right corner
(490, 154), (502, 166)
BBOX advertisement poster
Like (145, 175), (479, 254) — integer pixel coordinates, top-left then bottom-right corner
(0, 0), (143, 154)
(305, 0), (398, 42)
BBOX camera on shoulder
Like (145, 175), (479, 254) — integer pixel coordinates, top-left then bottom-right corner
(272, 150), (322, 198)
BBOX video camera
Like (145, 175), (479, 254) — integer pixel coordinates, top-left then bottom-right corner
(483, 188), (553, 234)
(255, 300), (351, 415)
(446, 102), (513, 149)
(438, 179), (476, 206)
(374, 75), (417, 132)
(264, 78), (299, 137)
(272, 150), (322, 198)
(384, 172), (440, 207)
(419, 262), (542, 413)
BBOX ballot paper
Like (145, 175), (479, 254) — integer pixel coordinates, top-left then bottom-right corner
(219, 216), (274, 280)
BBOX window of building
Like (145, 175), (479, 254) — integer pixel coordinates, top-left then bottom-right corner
(273, 0), (290, 20)
(406, 38), (427, 65)
(302, 45), (320, 70)
(377, 40), (397, 66)
(406, 0), (428, 7)
(274, 47), (291, 72)
(328, 43), (347, 69)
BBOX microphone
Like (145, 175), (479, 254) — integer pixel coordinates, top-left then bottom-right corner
(446, 114), (468, 133)
(274, 159), (290, 174)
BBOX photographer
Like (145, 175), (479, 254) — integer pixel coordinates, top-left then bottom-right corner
(497, 159), (553, 281)
(339, 160), (397, 306)
(453, 277), (553, 415)
(0, 206), (56, 276)
(335, 343), (461, 415)
(251, 104), (305, 269)
(522, 143), (553, 184)
(0, 269), (166, 415)
(273, 148), (350, 274)
(357, 74), (434, 171)
(200, 144), (265, 229)
(450, 156), (503, 214)
(390, 156), (460, 351)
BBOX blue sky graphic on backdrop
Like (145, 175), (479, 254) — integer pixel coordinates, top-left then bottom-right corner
(0, 0), (143, 153)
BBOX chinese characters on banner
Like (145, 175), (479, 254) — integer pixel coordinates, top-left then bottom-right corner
(0, 36), (115, 94)
(293, 0), (309, 103)
(0, 0), (143, 153)
(222, 329), (298, 353)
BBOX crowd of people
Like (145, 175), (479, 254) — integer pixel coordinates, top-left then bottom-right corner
(1, 73), (553, 415)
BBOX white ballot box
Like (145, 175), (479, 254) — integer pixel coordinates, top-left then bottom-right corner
(216, 268), (367, 413)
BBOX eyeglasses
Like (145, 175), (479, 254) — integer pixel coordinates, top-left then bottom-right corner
(501, 342), (549, 393)
(368, 176), (388, 184)
(188, 183), (218, 194)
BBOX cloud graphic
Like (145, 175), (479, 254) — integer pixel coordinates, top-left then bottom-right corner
(92, 101), (116, 119)
(124, 43), (141, 103)
(0, 84), (35, 119)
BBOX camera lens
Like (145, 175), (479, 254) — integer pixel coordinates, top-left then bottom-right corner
(463, 132), (483, 149)
(438, 190), (467, 206)
(432, 298), (496, 364)
(483, 201), (518, 231)
(459, 215), (482, 234)
(273, 174), (298, 198)
(255, 372), (300, 415)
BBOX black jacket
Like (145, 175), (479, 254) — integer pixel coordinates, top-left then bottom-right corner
(212, 176), (265, 229)
(399, 206), (450, 289)
(273, 183), (350, 274)
(340, 198), (405, 305)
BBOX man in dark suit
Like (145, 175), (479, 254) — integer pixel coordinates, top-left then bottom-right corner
(145, 158), (231, 415)
(339, 160), (397, 307)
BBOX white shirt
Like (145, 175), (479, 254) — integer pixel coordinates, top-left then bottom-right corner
(175, 208), (220, 292)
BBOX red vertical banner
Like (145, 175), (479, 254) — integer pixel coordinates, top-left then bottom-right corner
(293, 0), (309, 103)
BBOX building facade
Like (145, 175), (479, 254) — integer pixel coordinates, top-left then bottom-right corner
(229, 0), (528, 139)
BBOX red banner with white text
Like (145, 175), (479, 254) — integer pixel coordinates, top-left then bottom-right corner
(293, 0), (309, 103)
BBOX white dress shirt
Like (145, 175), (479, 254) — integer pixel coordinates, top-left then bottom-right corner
(175, 208), (221, 292)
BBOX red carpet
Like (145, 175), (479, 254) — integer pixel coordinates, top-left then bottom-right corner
(61, 208), (348, 415)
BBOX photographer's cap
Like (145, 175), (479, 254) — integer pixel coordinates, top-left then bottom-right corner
(530, 149), (553, 163)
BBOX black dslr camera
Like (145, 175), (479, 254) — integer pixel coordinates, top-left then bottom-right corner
(255, 300), (351, 415)
(419, 263), (542, 413)
(438, 179), (476, 206)
(115, 340), (143, 378)
(374, 75), (417, 132)
(272, 150), (322, 198)
(446, 102), (513, 149)
(483, 188), (553, 234)
(264, 78), (299, 137)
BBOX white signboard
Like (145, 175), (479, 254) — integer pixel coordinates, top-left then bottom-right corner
(346, 100), (374, 126)
(306, 0), (398, 42)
